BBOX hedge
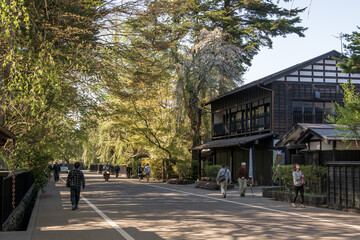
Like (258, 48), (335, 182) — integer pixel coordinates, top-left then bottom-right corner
(272, 165), (327, 195)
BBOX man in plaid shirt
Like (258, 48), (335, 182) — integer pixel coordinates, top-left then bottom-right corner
(66, 162), (85, 210)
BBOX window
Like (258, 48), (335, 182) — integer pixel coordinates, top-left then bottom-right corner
(303, 102), (312, 123)
(314, 103), (323, 123)
(324, 103), (335, 120)
(292, 102), (333, 124)
(292, 102), (302, 124)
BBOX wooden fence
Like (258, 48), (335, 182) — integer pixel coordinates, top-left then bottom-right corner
(327, 161), (360, 212)
(0, 170), (34, 230)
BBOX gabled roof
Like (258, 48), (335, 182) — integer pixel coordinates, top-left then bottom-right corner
(276, 123), (358, 148)
(207, 50), (342, 105)
(297, 126), (354, 144)
(275, 123), (334, 148)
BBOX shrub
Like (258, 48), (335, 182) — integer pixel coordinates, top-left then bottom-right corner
(173, 161), (192, 179)
(204, 165), (222, 182)
(273, 165), (327, 194)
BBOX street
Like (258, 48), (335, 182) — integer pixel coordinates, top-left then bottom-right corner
(32, 171), (360, 240)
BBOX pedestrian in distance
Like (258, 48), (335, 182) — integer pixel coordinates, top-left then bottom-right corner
(126, 165), (132, 178)
(53, 161), (60, 182)
(238, 162), (250, 197)
(292, 163), (305, 208)
(137, 165), (143, 181)
(115, 164), (120, 178)
(103, 163), (110, 171)
(145, 163), (151, 182)
(66, 162), (85, 210)
(216, 163), (231, 198)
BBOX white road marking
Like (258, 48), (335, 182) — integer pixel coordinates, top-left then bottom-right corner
(60, 176), (135, 240)
(130, 180), (360, 231)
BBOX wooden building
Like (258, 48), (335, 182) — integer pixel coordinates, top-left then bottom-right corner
(276, 123), (360, 166)
(194, 50), (360, 185)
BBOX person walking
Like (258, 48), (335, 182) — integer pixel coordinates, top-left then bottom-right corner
(66, 162), (85, 210)
(53, 161), (60, 182)
(115, 164), (120, 178)
(217, 163), (231, 198)
(238, 162), (249, 197)
(145, 163), (151, 182)
(292, 163), (305, 208)
(126, 165), (132, 178)
(137, 165), (143, 181)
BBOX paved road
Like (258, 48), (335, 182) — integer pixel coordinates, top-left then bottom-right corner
(34, 171), (360, 240)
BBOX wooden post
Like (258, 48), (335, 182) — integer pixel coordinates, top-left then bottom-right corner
(198, 150), (202, 181)
(339, 166), (342, 208)
(0, 175), (3, 231)
(327, 166), (330, 206)
(249, 146), (254, 183)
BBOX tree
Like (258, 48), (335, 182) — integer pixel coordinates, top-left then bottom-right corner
(176, 28), (244, 164)
(337, 27), (360, 73)
(0, 0), (127, 189)
(330, 28), (360, 148)
(329, 82), (360, 147)
(124, 1), (306, 179)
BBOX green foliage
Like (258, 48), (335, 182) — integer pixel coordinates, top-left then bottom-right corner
(337, 27), (360, 73)
(204, 165), (222, 181)
(328, 82), (360, 147)
(273, 165), (327, 194)
(332, 27), (360, 146)
(173, 160), (192, 179)
(272, 164), (293, 190)
(0, 0), (307, 185)
(0, 0), (117, 189)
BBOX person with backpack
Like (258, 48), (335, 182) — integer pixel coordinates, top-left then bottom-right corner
(217, 163), (231, 198)
(292, 163), (305, 208)
(137, 165), (143, 181)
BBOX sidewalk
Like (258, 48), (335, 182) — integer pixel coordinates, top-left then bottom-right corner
(31, 178), (120, 240)
(0, 177), (120, 240)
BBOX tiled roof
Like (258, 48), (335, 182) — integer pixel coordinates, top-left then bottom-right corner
(194, 133), (273, 150)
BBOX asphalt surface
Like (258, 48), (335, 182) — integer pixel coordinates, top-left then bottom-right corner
(30, 171), (360, 240)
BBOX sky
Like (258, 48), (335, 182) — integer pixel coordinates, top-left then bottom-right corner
(242, 0), (360, 84)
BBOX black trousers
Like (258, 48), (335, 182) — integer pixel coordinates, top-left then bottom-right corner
(70, 186), (81, 207)
(293, 185), (304, 204)
(54, 171), (59, 181)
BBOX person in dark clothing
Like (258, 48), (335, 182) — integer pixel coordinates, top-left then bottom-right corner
(66, 162), (85, 210)
(126, 165), (132, 178)
(115, 164), (120, 177)
(53, 162), (61, 182)
(137, 165), (143, 181)
(238, 162), (249, 197)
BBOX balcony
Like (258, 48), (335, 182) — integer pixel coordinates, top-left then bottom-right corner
(213, 123), (225, 136)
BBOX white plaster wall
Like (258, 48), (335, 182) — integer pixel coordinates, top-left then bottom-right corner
(321, 141), (333, 151)
(336, 141), (360, 150)
(309, 141), (321, 150)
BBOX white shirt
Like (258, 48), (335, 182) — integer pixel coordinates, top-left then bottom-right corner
(145, 165), (151, 174)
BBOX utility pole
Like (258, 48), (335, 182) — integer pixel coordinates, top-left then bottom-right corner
(332, 32), (344, 54)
